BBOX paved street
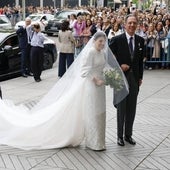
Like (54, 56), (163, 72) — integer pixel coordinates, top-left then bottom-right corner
(0, 64), (170, 170)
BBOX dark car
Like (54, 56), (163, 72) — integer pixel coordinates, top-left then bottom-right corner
(0, 29), (57, 81)
(44, 9), (90, 36)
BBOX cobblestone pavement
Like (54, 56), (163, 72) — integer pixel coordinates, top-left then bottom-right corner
(0, 66), (170, 170)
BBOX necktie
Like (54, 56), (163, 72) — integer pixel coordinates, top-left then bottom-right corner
(129, 37), (133, 55)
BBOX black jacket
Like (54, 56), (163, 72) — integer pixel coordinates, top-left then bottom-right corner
(16, 26), (28, 49)
(109, 33), (144, 83)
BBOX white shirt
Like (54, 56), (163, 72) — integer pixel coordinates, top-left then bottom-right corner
(108, 29), (122, 40)
(26, 25), (33, 44)
(31, 31), (45, 48)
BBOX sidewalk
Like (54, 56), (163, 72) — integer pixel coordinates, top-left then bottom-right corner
(0, 66), (170, 170)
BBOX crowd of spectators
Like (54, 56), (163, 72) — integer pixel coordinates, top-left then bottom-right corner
(0, 3), (170, 69)
(67, 5), (170, 69)
(0, 4), (55, 25)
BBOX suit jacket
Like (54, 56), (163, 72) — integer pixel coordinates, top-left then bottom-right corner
(16, 26), (28, 49)
(109, 33), (144, 84)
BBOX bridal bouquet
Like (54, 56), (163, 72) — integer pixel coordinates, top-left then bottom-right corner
(104, 67), (124, 91)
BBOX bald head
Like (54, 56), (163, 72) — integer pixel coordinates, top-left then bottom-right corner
(25, 17), (31, 26)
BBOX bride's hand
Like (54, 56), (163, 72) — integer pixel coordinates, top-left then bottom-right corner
(93, 77), (104, 86)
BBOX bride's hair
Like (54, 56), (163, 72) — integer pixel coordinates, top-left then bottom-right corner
(93, 31), (107, 41)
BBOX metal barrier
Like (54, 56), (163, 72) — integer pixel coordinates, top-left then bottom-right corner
(145, 37), (170, 69)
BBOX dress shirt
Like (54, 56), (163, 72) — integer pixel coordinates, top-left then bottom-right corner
(26, 25), (33, 44)
(31, 31), (45, 48)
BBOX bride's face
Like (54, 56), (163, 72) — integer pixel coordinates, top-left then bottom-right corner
(94, 37), (106, 51)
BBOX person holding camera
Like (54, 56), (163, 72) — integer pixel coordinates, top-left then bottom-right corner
(30, 23), (45, 82)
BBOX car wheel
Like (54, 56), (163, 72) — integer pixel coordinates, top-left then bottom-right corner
(47, 33), (53, 36)
(43, 52), (53, 69)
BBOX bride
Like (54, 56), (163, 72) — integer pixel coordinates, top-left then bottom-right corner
(0, 31), (128, 150)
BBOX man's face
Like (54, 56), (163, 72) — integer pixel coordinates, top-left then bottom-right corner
(125, 16), (137, 36)
(25, 20), (31, 26)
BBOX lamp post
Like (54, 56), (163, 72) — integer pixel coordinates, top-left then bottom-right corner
(79, 0), (81, 6)
(15, 0), (19, 6)
(22, 0), (25, 20)
(53, 0), (56, 8)
(40, 0), (43, 8)
(61, 0), (64, 8)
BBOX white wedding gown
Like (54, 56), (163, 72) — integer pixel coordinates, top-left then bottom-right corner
(0, 46), (106, 150)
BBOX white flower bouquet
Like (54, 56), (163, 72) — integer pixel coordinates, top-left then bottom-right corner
(104, 67), (124, 91)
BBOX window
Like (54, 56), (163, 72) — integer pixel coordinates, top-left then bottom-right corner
(3, 35), (19, 48)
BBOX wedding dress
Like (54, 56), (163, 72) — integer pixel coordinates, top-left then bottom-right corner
(0, 31), (128, 150)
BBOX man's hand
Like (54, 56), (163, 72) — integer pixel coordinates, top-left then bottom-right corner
(121, 64), (130, 72)
(139, 79), (142, 86)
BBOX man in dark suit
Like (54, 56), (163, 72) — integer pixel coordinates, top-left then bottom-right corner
(109, 15), (144, 146)
(16, 18), (33, 77)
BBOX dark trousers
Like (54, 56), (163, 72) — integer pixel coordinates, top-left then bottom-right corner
(58, 53), (74, 77)
(117, 72), (139, 138)
(20, 48), (27, 74)
(25, 44), (32, 73)
(21, 44), (31, 74)
(31, 46), (44, 80)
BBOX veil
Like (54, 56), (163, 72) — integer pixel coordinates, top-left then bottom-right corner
(0, 31), (129, 149)
(0, 31), (129, 127)
(0, 31), (129, 116)
(32, 31), (129, 112)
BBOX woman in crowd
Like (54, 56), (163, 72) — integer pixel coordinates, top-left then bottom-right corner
(164, 18), (170, 34)
(146, 23), (158, 69)
(155, 21), (167, 69)
(58, 21), (75, 77)
(74, 16), (86, 56)
(81, 19), (92, 45)
(108, 23), (122, 42)
(69, 14), (77, 36)
(150, 21), (166, 68)
(102, 18), (111, 36)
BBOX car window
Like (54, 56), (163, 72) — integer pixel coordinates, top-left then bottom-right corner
(2, 35), (19, 48)
(0, 15), (10, 24)
(47, 15), (54, 20)
(29, 15), (42, 21)
(55, 11), (75, 19)
(54, 11), (89, 20)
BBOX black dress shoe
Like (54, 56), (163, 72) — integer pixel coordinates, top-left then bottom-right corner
(125, 136), (136, 145)
(117, 138), (125, 146)
(22, 73), (28, 78)
(35, 78), (41, 82)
